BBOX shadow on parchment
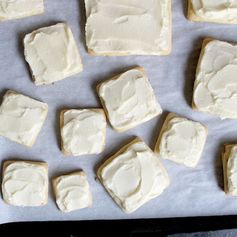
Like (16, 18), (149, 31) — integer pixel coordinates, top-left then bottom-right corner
(78, 0), (87, 51)
(183, 37), (203, 107)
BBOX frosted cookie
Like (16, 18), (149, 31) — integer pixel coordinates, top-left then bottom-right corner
(0, 90), (48, 147)
(0, 0), (44, 22)
(52, 171), (92, 212)
(2, 160), (48, 207)
(24, 23), (83, 85)
(85, 0), (172, 56)
(97, 137), (170, 213)
(222, 144), (237, 195)
(193, 39), (237, 120)
(97, 67), (162, 132)
(188, 0), (237, 24)
(155, 113), (207, 168)
(60, 109), (106, 156)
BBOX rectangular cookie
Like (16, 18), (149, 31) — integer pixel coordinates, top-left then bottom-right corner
(222, 144), (237, 195)
(24, 23), (83, 85)
(0, 90), (48, 147)
(187, 0), (237, 24)
(2, 160), (48, 206)
(85, 0), (172, 55)
(97, 67), (162, 132)
(52, 171), (92, 212)
(155, 113), (208, 168)
(60, 109), (106, 156)
(0, 0), (44, 22)
(97, 137), (170, 213)
(192, 38), (237, 120)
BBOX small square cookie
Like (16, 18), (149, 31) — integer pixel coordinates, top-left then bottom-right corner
(97, 67), (162, 132)
(0, 0), (44, 22)
(85, 0), (172, 55)
(0, 90), (48, 147)
(155, 113), (207, 168)
(52, 171), (92, 212)
(97, 137), (170, 213)
(24, 23), (83, 85)
(193, 39), (237, 120)
(222, 144), (237, 195)
(60, 109), (106, 156)
(187, 0), (237, 24)
(2, 160), (48, 207)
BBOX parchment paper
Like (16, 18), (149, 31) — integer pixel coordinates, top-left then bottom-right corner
(0, 0), (237, 223)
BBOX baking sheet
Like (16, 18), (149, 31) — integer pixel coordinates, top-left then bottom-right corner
(0, 0), (237, 223)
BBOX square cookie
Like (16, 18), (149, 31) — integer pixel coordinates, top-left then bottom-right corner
(155, 113), (207, 168)
(2, 160), (48, 207)
(85, 0), (172, 55)
(60, 109), (106, 156)
(193, 39), (237, 120)
(222, 144), (237, 195)
(97, 137), (170, 213)
(24, 23), (83, 85)
(97, 67), (162, 132)
(187, 0), (237, 24)
(52, 171), (92, 212)
(0, 0), (44, 22)
(0, 90), (48, 147)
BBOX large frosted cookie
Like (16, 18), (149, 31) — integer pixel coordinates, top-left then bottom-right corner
(2, 160), (48, 207)
(0, 90), (48, 147)
(97, 67), (162, 132)
(193, 39), (237, 120)
(85, 0), (172, 55)
(155, 113), (207, 168)
(97, 138), (170, 213)
(24, 23), (83, 85)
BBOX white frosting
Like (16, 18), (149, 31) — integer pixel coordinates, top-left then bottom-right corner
(85, 0), (171, 55)
(61, 109), (106, 156)
(227, 146), (237, 195)
(191, 0), (237, 22)
(0, 0), (44, 21)
(193, 40), (237, 119)
(24, 23), (83, 85)
(0, 91), (48, 147)
(55, 172), (92, 212)
(100, 140), (170, 213)
(98, 69), (162, 131)
(2, 161), (48, 206)
(158, 115), (207, 168)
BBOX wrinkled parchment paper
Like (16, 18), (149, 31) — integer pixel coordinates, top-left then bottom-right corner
(0, 0), (237, 223)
